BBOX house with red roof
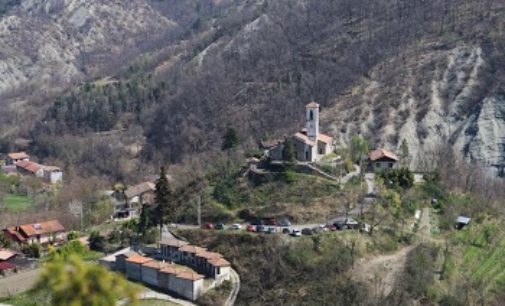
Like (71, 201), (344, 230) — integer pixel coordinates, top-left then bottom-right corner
(3, 220), (65, 245)
(6, 152), (30, 165)
(368, 148), (399, 170)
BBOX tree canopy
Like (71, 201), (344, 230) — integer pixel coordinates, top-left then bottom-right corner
(222, 127), (240, 151)
(155, 166), (175, 237)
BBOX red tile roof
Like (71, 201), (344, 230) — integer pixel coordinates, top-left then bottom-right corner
(160, 265), (184, 275)
(8, 152), (29, 160)
(293, 132), (316, 147)
(158, 239), (189, 248)
(18, 220), (65, 237)
(0, 250), (15, 261)
(196, 251), (223, 260)
(176, 271), (204, 281)
(126, 255), (154, 265)
(317, 133), (333, 144)
(16, 160), (42, 174)
(208, 258), (231, 267)
(306, 101), (320, 108)
(142, 260), (171, 270)
(179, 245), (207, 254)
(369, 149), (399, 161)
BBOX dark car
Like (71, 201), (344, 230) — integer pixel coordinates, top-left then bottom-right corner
(301, 228), (313, 235)
(282, 227), (291, 234)
(333, 222), (345, 230)
(215, 223), (225, 230)
(278, 219), (291, 227)
(246, 225), (256, 232)
(256, 225), (266, 233)
(266, 227), (277, 234)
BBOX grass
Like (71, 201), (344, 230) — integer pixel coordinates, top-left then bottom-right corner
(2, 194), (31, 211)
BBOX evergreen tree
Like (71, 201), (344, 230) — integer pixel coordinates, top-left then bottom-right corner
(138, 203), (154, 237)
(222, 127), (240, 151)
(400, 139), (410, 167)
(282, 138), (296, 162)
(154, 166), (174, 238)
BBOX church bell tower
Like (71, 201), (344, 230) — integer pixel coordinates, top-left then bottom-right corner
(306, 101), (320, 140)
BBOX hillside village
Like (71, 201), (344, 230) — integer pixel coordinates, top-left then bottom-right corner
(0, 100), (493, 306)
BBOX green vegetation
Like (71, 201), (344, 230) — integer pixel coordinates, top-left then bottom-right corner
(197, 280), (232, 306)
(221, 127), (240, 151)
(2, 194), (31, 211)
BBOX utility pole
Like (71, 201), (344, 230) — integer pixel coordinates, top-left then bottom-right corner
(197, 195), (202, 227)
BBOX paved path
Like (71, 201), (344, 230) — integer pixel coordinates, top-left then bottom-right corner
(118, 288), (197, 306)
(419, 207), (431, 242)
(0, 268), (41, 298)
(224, 268), (240, 306)
(364, 173), (375, 194)
(341, 165), (361, 185)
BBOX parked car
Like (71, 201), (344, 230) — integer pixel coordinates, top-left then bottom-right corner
(346, 218), (359, 230)
(278, 219), (291, 227)
(204, 223), (214, 230)
(256, 225), (267, 233)
(215, 223), (225, 230)
(282, 227), (291, 234)
(312, 227), (322, 234)
(291, 229), (302, 237)
(329, 225), (338, 231)
(333, 222), (345, 230)
(301, 228), (313, 235)
(246, 225), (256, 232)
(230, 223), (242, 230)
(266, 227), (277, 234)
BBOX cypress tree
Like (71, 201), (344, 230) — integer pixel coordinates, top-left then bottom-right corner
(154, 167), (174, 238)
(222, 127), (240, 151)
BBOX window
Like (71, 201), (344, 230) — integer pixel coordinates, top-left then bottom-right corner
(305, 151), (309, 160)
(309, 110), (314, 120)
(319, 148), (323, 154)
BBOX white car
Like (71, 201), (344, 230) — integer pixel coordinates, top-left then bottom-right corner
(291, 229), (302, 237)
(231, 223), (242, 230)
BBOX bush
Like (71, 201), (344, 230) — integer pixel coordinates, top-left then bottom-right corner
(66, 231), (79, 241)
(380, 167), (414, 189)
(89, 231), (107, 252)
(23, 242), (41, 258)
(282, 170), (297, 183)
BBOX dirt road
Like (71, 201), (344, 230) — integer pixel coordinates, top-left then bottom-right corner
(353, 208), (432, 296)
(0, 268), (40, 298)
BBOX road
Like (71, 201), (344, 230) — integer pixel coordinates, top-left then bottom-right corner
(0, 267), (41, 298)
(224, 268), (240, 306)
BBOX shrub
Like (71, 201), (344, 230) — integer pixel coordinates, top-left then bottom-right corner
(66, 231), (79, 241)
(88, 231), (107, 252)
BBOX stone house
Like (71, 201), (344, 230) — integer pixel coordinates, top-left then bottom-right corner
(43, 166), (63, 184)
(6, 152), (30, 165)
(15, 160), (44, 178)
(368, 149), (399, 171)
(124, 182), (156, 218)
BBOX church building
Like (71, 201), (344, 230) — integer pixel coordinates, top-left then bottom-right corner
(267, 102), (334, 162)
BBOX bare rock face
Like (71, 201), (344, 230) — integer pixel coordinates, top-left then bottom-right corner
(326, 45), (505, 176)
(0, 0), (176, 99)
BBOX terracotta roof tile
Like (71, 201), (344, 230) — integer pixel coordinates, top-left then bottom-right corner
(208, 258), (231, 267)
(125, 255), (153, 265)
(179, 245), (207, 254)
(158, 239), (189, 248)
(196, 251), (223, 260)
(142, 260), (171, 270)
(306, 101), (320, 108)
(369, 149), (399, 161)
(293, 132), (316, 147)
(318, 133), (333, 144)
(17, 220), (65, 238)
(0, 250), (15, 261)
(8, 152), (29, 160)
(16, 161), (42, 174)
(176, 271), (204, 281)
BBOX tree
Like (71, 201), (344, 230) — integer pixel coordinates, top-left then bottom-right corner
(154, 166), (175, 238)
(33, 256), (138, 306)
(282, 138), (296, 162)
(400, 139), (410, 167)
(222, 127), (240, 151)
(349, 135), (369, 167)
(138, 203), (155, 237)
(89, 230), (107, 252)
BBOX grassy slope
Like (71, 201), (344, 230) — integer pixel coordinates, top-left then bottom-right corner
(3, 194), (31, 212)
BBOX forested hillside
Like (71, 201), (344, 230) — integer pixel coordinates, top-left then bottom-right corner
(1, 0), (504, 178)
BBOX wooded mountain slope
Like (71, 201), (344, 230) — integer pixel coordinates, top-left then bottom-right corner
(1, 0), (504, 177)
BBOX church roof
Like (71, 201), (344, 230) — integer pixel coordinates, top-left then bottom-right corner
(293, 132), (316, 147)
(306, 101), (320, 108)
(318, 133), (333, 144)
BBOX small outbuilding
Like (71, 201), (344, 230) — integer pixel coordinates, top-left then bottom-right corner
(125, 255), (153, 281)
(455, 216), (471, 230)
(368, 149), (399, 171)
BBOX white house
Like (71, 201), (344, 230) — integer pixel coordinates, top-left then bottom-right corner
(43, 166), (63, 184)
